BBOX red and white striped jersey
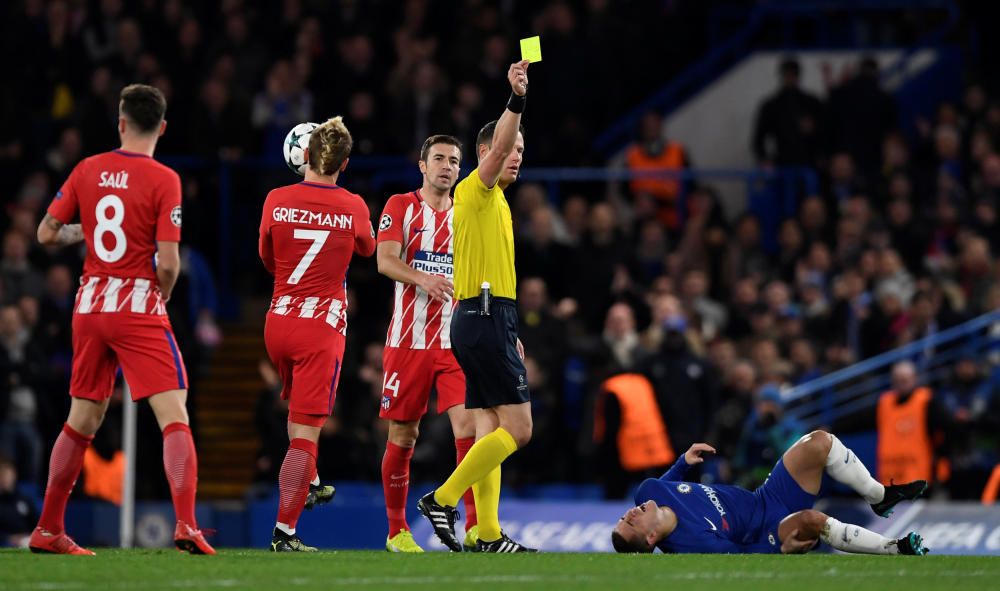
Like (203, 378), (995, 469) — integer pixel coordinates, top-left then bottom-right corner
(47, 150), (183, 316)
(259, 181), (376, 334)
(377, 191), (456, 350)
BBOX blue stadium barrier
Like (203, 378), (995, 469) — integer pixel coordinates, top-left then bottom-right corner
(783, 310), (1000, 426)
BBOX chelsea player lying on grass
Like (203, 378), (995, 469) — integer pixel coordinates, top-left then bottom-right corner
(612, 430), (929, 555)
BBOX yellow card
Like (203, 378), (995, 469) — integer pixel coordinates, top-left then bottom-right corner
(520, 36), (542, 63)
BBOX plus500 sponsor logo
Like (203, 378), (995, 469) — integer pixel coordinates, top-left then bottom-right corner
(412, 250), (453, 276)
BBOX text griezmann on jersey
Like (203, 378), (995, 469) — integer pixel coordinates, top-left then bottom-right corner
(272, 207), (353, 229)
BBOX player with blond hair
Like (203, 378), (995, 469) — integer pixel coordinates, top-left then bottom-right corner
(259, 116), (376, 551)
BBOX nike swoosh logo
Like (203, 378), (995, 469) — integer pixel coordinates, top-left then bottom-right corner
(390, 474), (408, 480)
(39, 530), (54, 537)
(413, 228), (427, 233)
(704, 517), (717, 531)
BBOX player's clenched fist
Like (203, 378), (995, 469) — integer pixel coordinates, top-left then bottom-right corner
(508, 60), (529, 96)
(780, 529), (819, 554)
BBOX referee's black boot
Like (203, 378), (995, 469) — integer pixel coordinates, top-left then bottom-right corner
(476, 531), (538, 553)
(417, 491), (463, 552)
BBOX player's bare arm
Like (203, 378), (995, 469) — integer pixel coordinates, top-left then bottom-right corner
(477, 60), (529, 188)
(37, 213), (84, 246)
(376, 240), (453, 303)
(156, 240), (181, 302)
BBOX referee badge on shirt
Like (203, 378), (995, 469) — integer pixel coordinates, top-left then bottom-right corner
(677, 483), (692, 494)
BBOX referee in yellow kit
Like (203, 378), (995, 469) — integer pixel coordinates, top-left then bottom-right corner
(417, 59), (536, 553)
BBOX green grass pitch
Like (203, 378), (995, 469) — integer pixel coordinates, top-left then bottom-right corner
(2, 549), (998, 591)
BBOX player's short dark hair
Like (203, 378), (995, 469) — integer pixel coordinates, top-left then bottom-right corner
(611, 530), (653, 553)
(476, 120), (526, 150)
(419, 135), (463, 162)
(120, 84), (167, 133)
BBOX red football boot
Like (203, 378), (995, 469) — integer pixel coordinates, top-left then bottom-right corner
(174, 521), (216, 555)
(29, 528), (95, 555)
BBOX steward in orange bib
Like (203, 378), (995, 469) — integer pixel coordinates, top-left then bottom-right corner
(595, 373), (675, 498)
(876, 361), (951, 486)
(82, 447), (124, 505)
(625, 111), (688, 231)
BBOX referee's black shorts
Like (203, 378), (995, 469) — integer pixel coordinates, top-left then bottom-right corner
(450, 297), (530, 409)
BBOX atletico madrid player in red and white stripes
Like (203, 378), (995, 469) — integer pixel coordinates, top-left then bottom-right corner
(375, 135), (478, 552)
(259, 116), (376, 552)
(30, 84), (214, 555)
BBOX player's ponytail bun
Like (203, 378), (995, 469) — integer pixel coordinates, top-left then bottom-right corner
(308, 116), (353, 176)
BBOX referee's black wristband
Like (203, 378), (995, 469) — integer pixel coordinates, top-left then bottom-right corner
(506, 92), (527, 114)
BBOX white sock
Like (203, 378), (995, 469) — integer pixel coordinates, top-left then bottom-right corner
(276, 522), (295, 536)
(821, 517), (898, 554)
(824, 434), (884, 504)
(311, 474), (320, 487)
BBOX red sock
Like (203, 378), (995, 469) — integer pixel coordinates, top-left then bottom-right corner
(277, 438), (317, 529)
(382, 442), (414, 537)
(37, 423), (93, 533)
(162, 422), (198, 526)
(455, 437), (477, 530)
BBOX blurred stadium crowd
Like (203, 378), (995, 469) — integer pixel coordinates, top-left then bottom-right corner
(1, 0), (999, 521)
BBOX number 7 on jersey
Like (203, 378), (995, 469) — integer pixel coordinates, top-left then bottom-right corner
(288, 228), (329, 284)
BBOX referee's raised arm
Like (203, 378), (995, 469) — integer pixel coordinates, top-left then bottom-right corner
(476, 60), (529, 189)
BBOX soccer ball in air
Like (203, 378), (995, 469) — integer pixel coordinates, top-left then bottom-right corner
(283, 122), (319, 176)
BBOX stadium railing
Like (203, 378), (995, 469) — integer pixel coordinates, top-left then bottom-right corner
(782, 309), (1000, 427)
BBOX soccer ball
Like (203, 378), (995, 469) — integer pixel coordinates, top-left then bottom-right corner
(283, 122), (319, 176)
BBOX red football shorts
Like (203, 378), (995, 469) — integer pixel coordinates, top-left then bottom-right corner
(379, 347), (466, 421)
(265, 314), (345, 426)
(70, 312), (188, 401)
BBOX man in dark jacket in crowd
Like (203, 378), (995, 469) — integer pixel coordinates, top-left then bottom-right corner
(639, 312), (718, 455)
